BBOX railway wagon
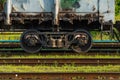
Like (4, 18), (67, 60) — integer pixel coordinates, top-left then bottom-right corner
(0, 0), (115, 53)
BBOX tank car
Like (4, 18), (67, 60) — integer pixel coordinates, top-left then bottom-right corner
(0, 0), (115, 53)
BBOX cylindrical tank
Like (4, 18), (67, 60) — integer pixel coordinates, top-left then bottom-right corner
(6, 0), (115, 23)
(60, 0), (115, 23)
(11, 0), (54, 12)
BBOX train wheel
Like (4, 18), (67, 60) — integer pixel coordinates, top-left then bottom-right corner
(20, 30), (41, 53)
(71, 29), (92, 53)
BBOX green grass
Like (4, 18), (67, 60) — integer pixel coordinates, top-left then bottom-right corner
(0, 35), (20, 40)
(0, 65), (119, 73)
(116, 15), (120, 21)
(0, 32), (21, 40)
(91, 31), (112, 40)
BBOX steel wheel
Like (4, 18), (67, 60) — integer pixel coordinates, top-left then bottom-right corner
(20, 30), (41, 53)
(71, 29), (92, 53)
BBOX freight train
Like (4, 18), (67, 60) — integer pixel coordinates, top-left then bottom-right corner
(0, 0), (116, 53)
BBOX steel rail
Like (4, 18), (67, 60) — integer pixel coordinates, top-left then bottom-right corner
(0, 40), (120, 43)
(0, 40), (120, 52)
(1, 43), (120, 47)
(0, 43), (120, 49)
(0, 47), (120, 52)
(0, 58), (119, 65)
(0, 72), (119, 80)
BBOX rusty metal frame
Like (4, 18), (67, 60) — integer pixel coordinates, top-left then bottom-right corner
(10, 12), (53, 23)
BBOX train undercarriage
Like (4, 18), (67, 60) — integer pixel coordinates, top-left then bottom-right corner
(20, 29), (92, 53)
(0, 12), (115, 53)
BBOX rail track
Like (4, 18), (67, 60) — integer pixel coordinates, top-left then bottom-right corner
(0, 72), (119, 80)
(1, 43), (120, 47)
(0, 58), (119, 66)
(1, 32), (120, 52)
(0, 47), (120, 53)
(0, 43), (120, 52)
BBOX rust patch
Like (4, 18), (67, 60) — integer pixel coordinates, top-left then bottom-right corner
(10, 12), (53, 23)
(59, 12), (104, 23)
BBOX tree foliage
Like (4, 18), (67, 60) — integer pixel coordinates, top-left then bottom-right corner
(116, 0), (120, 15)
(0, 0), (6, 4)
(0, 0), (6, 10)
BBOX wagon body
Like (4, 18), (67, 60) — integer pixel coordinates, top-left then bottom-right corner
(9, 0), (115, 22)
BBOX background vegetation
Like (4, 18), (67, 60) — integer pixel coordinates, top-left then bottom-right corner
(116, 0), (120, 15)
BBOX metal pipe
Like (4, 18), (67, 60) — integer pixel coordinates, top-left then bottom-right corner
(5, 0), (11, 25)
(0, 40), (20, 43)
(53, 0), (59, 25)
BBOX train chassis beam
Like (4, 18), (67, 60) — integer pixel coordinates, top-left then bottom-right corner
(20, 29), (92, 53)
